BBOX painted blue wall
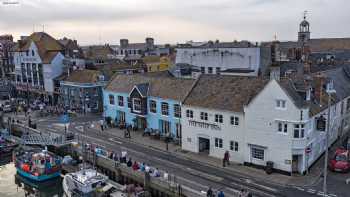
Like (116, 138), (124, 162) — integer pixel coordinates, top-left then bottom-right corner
(103, 89), (181, 138)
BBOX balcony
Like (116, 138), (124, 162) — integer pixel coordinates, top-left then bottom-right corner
(292, 138), (307, 149)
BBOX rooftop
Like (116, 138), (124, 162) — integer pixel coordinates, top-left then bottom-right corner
(64, 69), (103, 84)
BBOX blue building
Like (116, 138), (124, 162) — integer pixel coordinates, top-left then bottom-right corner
(103, 73), (195, 140)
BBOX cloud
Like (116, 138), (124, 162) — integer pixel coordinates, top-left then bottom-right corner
(0, 0), (349, 44)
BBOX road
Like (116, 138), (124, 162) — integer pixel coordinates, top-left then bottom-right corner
(8, 113), (349, 197)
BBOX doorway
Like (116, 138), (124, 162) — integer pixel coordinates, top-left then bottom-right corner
(292, 155), (302, 173)
(198, 137), (210, 154)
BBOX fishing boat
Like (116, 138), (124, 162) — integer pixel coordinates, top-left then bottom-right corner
(13, 146), (62, 182)
(63, 168), (129, 197)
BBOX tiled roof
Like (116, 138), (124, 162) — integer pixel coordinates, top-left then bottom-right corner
(84, 45), (114, 59)
(64, 69), (102, 84)
(17, 32), (63, 64)
(183, 75), (269, 112)
(105, 74), (195, 101)
(308, 38), (350, 52)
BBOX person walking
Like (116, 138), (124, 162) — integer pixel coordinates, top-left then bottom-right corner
(223, 151), (230, 167)
(206, 187), (213, 197)
(100, 119), (104, 132)
(217, 190), (225, 197)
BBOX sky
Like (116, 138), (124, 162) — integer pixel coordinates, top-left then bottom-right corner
(0, 0), (349, 45)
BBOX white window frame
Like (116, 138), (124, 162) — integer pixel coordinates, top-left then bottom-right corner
(161, 102), (169, 116)
(276, 99), (287, 110)
(133, 98), (142, 113)
(149, 100), (157, 113)
(214, 138), (223, 148)
(174, 104), (181, 118)
(293, 124), (305, 138)
(214, 114), (223, 123)
(186, 109), (193, 118)
(200, 112), (208, 121)
(230, 116), (239, 126)
(277, 122), (288, 134)
(118, 96), (124, 106)
(230, 141), (239, 152)
(251, 147), (264, 160)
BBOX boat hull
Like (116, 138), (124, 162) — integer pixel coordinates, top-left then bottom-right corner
(16, 168), (61, 182)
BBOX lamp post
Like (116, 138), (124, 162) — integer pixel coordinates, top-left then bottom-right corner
(323, 85), (336, 196)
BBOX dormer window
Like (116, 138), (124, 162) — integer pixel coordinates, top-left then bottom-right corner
(133, 98), (142, 113)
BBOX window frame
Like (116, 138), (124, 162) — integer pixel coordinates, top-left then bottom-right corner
(109, 95), (115, 105)
(276, 99), (287, 110)
(118, 96), (124, 107)
(186, 109), (193, 118)
(214, 114), (223, 123)
(149, 100), (157, 113)
(200, 112), (208, 121)
(174, 104), (181, 118)
(215, 138), (223, 148)
(133, 98), (142, 113)
(293, 124), (305, 138)
(251, 147), (264, 160)
(161, 102), (169, 116)
(230, 116), (239, 126)
(277, 122), (288, 134)
(230, 141), (239, 152)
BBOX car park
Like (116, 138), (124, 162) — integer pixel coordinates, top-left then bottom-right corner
(329, 148), (350, 172)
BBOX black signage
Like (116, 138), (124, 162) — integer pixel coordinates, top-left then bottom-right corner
(188, 120), (221, 130)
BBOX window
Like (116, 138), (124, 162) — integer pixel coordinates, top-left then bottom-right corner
(251, 147), (264, 160)
(133, 98), (142, 112)
(230, 141), (239, 151)
(276, 99), (286, 109)
(186, 109), (193, 118)
(277, 122), (288, 133)
(201, 67), (205, 74)
(31, 50), (34, 56)
(216, 67), (221, 74)
(174, 104), (181, 118)
(200, 112), (208, 121)
(215, 138), (223, 148)
(208, 67), (213, 74)
(127, 97), (131, 108)
(230, 116), (239, 126)
(109, 95), (115, 105)
(26, 51), (29, 56)
(215, 114), (223, 123)
(161, 102), (169, 116)
(150, 100), (157, 113)
(294, 124), (305, 138)
(118, 96), (124, 106)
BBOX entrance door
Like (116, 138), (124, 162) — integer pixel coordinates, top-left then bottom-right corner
(292, 155), (299, 173)
(198, 137), (210, 154)
(160, 120), (170, 134)
(137, 117), (147, 130)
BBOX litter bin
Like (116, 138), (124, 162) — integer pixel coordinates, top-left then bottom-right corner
(265, 161), (274, 174)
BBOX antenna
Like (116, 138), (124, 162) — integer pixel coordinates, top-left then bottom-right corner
(303, 10), (308, 20)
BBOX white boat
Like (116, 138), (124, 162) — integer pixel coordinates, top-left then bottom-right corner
(63, 168), (127, 197)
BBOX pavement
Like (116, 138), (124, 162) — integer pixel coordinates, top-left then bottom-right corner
(6, 112), (350, 197)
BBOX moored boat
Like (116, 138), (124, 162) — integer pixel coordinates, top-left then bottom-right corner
(13, 146), (62, 182)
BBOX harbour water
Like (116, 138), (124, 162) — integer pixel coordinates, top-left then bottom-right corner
(0, 156), (64, 197)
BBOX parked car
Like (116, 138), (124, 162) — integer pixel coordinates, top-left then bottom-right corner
(329, 148), (350, 172)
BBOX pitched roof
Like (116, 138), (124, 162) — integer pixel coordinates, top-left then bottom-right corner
(64, 69), (102, 84)
(17, 32), (63, 64)
(308, 38), (350, 52)
(134, 83), (149, 97)
(183, 75), (269, 112)
(105, 74), (195, 101)
(84, 45), (114, 59)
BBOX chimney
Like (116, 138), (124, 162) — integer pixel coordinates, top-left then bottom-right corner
(313, 73), (325, 105)
(120, 39), (129, 48)
(270, 64), (280, 81)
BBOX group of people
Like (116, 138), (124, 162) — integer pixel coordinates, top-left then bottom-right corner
(106, 149), (167, 179)
(206, 188), (252, 197)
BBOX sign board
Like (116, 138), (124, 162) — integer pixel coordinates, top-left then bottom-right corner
(305, 147), (311, 154)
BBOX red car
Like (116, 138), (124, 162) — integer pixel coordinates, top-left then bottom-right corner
(329, 148), (350, 172)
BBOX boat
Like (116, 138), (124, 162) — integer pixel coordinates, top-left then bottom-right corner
(0, 136), (17, 155)
(13, 146), (62, 182)
(63, 168), (130, 197)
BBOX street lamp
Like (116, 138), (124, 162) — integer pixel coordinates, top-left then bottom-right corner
(323, 83), (336, 196)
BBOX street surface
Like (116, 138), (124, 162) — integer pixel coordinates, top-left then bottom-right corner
(8, 113), (350, 197)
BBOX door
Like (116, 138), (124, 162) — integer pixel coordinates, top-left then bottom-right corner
(198, 137), (210, 154)
(292, 155), (299, 173)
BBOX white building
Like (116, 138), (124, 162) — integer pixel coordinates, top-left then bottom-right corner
(175, 41), (262, 76)
(14, 32), (65, 104)
(182, 68), (350, 175)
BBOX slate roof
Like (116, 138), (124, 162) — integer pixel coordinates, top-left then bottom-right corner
(64, 69), (102, 84)
(135, 83), (149, 97)
(308, 38), (350, 52)
(105, 74), (195, 101)
(183, 75), (269, 112)
(84, 45), (114, 59)
(17, 32), (63, 64)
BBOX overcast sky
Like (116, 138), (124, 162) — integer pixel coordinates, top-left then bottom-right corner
(0, 0), (349, 45)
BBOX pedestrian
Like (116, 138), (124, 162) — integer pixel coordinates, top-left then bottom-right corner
(151, 168), (160, 177)
(206, 187), (213, 197)
(163, 171), (169, 180)
(127, 158), (133, 167)
(139, 163), (145, 172)
(145, 164), (150, 173)
(217, 190), (225, 197)
(100, 119), (104, 132)
(223, 151), (230, 167)
(121, 150), (127, 163)
(132, 161), (139, 171)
